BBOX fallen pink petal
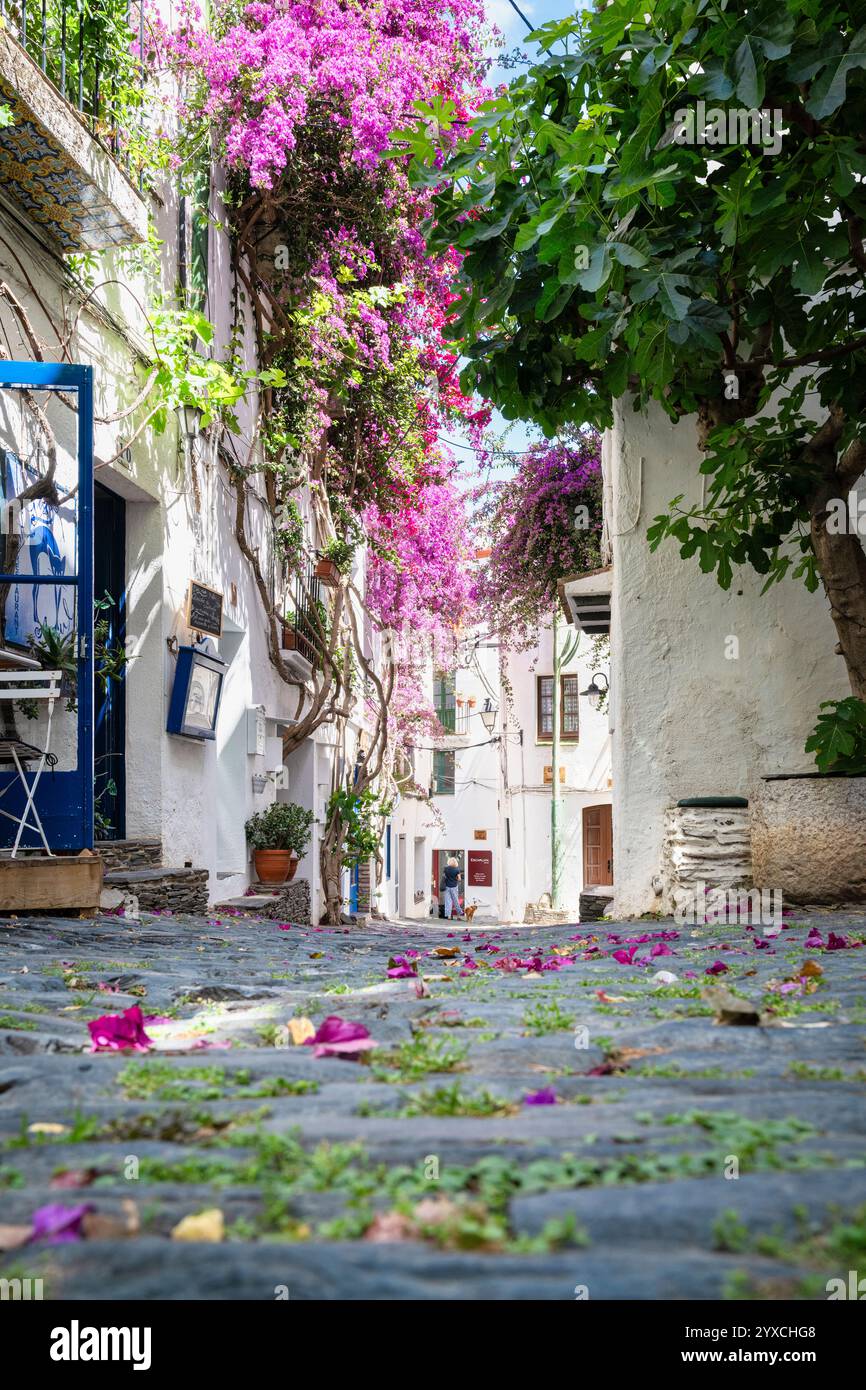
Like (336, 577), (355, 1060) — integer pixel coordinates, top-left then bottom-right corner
(30, 1203), (92, 1244)
(303, 1016), (376, 1059)
(88, 1005), (154, 1053)
(524, 1087), (557, 1105)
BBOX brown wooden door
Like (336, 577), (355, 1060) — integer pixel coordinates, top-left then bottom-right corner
(582, 804), (613, 886)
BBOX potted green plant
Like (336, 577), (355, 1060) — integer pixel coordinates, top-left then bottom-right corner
(245, 802), (315, 885)
(315, 538), (354, 585)
(281, 611), (297, 650)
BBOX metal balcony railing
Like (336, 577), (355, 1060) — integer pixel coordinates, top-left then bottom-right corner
(288, 556), (323, 669)
(435, 704), (470, 735)
(1, 0), (145, 169)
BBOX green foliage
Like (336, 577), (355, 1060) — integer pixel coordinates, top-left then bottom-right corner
(147, 307), (286, 435)
(326, 786), (393, 867)
(805, 697), (866, 773)
(275, 499), (305, 573)
(244, 801), (315, 854)
(405, 2), (866, 634)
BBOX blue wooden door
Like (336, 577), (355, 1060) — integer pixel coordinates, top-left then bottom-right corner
(0, 364), (94, 850)
(349, 864), (360, 914)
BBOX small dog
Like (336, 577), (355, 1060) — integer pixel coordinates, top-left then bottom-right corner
(464, 903), (478, 922)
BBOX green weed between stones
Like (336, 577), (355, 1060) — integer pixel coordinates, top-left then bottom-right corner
(634, 1065), (756, 1080)
(359, 1081), (517, 1118)
(117, 1059), (319, 1102)
(722, 1203), (866, 1298)
(522, 1000), (575, 1035)
(370, 1033), (468, 1083)
(763, 994), (841, 1018)
(787, 1061), (866, 1082)
(0, 1015), (37, 1031)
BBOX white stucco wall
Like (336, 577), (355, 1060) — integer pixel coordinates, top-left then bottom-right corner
(607, 399), (857, 917)
(430, 628), (612, 921)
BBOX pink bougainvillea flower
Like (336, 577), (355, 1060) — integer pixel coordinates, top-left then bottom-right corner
(826, 932), (851, 950)
(613, 945), (640, 965)
(524, 1087), (557, 1106)
(650, 942), (674, 958)
(88, 1005), (153, 1053)
(30, 1202), (92, 1244)
(303, 1016), (376, 1059)
(387, 955), (417, 978)
(805, 929), (825, 949)
(461, 957), (478, 970)
(705, 961), (729, 976)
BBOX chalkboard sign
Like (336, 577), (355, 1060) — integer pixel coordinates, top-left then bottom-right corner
(186, 579), (223, 638)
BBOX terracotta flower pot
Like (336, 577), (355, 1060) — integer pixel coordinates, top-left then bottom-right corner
(315, 558), (340, 585)
(254, 849), (291, 884)
(281, 623), (296, 650)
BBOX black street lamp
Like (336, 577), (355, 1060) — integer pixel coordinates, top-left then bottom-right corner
(479, 698), (498, 734)
(580, 670), (609, 711)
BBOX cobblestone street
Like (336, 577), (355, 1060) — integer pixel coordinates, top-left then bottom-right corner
(1, 907), (865, 1300)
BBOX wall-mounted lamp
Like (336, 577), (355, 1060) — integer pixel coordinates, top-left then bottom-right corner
(479, 697), (498, 734)
(179, 402), (203, 440)
(580, 670), (609, 711)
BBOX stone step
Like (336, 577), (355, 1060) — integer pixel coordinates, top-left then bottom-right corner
(95, 838), (162, 872)
(213, 894), (282, 910)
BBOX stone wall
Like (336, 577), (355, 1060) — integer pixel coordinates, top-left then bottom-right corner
(102, 867), (209, 915)
(751, 776), (866, 904)
(660, 803), (752, 912)
(253, 878), (312, 925)
(96, 840), (163, 872)
(579, 887), (614, 923)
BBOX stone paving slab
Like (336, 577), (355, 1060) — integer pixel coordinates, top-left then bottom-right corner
(1, 906), (865, 1300)
(14, 1236), (819, 1301)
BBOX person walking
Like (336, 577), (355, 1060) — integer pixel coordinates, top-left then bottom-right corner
(442, 856), (465, 920)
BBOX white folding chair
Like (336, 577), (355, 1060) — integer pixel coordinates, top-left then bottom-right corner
(0, 669), (62, 857)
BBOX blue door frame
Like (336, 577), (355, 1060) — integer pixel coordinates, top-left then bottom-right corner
(0, 363), (94, 850)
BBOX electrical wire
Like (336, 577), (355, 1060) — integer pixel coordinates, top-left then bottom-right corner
(507, 0), (535, 34)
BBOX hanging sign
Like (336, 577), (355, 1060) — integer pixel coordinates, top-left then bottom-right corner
(186, 579), (223, 638)
(467, 850), (493, 887)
